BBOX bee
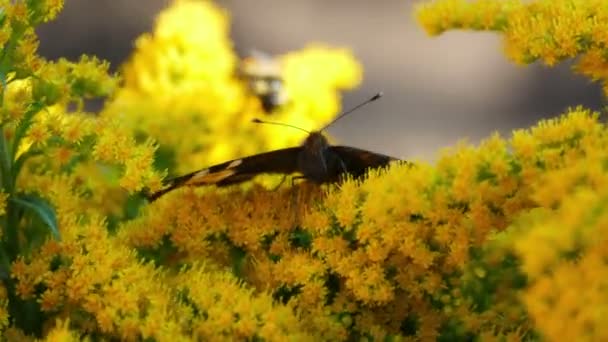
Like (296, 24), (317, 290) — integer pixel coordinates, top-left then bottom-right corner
(239, 50), (288, 113)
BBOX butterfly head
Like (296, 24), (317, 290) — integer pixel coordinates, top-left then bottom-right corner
(302, 131), (330, 154)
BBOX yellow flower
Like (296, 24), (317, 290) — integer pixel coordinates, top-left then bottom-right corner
(416, 0), (608, 95)
(121, 106), (608, 338)
(324, 179), (360, 229)
(26, 120), (51, 147)
(174, 262), (316, 340)
(44, 319), (81, 342)
(416, 0), (517, 35)
(8, 3), (28, 24)
(8, 0), (608, 339)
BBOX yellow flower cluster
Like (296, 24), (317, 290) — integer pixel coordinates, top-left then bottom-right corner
(415, 3), (608, 334)
(12, 216), (170, 339)
(9, 210), (317, 340)
(11, 61), (162, 220)
(3, 0), (608, 340)
(0, 0), (362, 339)
(0, 0), (64, 80)
(173, 262), (318, 340)
(42, 320), (80, 342)
(500, 120), (608, 340)
(417, 0), (608, 94)
(121, 104), (605, 339)
(0, 0), (167, 338)
(106, 0), (361, 176)
(120, 185), (350, 339)
(416, 0), (518, 35)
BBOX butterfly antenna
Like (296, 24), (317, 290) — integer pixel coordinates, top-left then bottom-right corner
(320, 92), (383, 131)
(251, 118), (311, 134)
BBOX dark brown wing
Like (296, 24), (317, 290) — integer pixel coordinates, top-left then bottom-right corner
(147, 147), (302, 201)
(330, 146), (398, 180)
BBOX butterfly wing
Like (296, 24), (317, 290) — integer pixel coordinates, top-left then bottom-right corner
(147, 147), (302, 201)
(329, 146), (398, 180)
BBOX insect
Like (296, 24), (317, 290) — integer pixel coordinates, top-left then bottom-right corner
(239, 50), (288, 113)
(147, 92), (399, 201)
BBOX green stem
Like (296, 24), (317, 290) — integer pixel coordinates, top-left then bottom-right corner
(0, 58), (9, 271)
(0, 127), (12, 192)
(0, 126), (17, 260)
(0, 244), (10, 279)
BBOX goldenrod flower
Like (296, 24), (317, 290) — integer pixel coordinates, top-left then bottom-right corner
(174, 262), (318, 340)
(3, 0), (608, 339)
(416, 0), (608, 94)
(123, 102), (608, 339)
(42, 319), (80, 342)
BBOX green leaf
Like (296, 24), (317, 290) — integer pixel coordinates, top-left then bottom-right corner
(12, 149), (43, 185)
(10, 194), (60, 240)
(10, 102), (45, 162)
(230, 245), (247, 278)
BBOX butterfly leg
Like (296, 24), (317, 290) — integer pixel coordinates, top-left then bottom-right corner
(338, 158), (348, 173)
(288, 177), (306, 227)
(272, 174), (306, 192)
(335, 156), (349, 181)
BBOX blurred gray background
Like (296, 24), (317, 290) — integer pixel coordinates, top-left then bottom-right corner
(36, 1), (604, 160)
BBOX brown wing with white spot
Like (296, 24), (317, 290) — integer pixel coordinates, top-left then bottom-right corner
(146, 147), (302, 201)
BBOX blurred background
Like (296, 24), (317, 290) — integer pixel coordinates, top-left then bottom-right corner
(36, 0), (604, 160)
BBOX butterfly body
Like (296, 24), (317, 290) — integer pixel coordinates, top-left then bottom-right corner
(147, 131), (397, 201)
(297, 132), (335, 183)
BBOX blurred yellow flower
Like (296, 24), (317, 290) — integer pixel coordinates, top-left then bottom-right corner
(106, 0), (362, 178)
(4, 0), (608, 340)
(417, 0), (608, 95)
(43, 319), (81, 342)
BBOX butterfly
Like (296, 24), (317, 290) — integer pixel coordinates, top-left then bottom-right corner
(239, 50), (288, 113)
(147, 93), (399, 201)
